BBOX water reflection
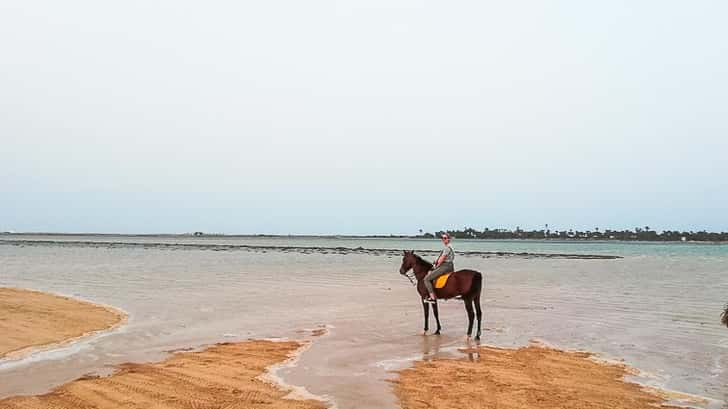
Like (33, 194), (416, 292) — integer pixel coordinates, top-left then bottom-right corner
(420, 335), (481, 362)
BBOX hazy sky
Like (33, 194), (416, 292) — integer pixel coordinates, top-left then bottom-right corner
(2, 1), (727, 234)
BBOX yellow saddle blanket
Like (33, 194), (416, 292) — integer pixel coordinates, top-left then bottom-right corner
(435, 273), (453, 289)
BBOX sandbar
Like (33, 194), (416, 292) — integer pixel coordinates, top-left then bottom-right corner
(0, 340), (326, 409)
(0, 287), (126, 359)
(394, 345), (684, 409)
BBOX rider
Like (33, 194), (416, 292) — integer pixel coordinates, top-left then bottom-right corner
(424, 233), (454, 303)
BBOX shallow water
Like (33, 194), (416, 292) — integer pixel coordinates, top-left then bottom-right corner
(0, 235), (726, 408)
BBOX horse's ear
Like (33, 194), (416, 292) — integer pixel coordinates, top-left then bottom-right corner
(403, 250), (408, 255)
(410, 250), (415, 254)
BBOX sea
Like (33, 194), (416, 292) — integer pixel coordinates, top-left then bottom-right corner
(0, 234), (726, 408)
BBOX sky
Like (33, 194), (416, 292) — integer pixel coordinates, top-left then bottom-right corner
(1, 1), (727, 235)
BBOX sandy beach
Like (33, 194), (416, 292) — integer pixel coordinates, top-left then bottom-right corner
(0, 288), (126, 359)
(394, 345), (687, 409)
(0, 340), (325, 409)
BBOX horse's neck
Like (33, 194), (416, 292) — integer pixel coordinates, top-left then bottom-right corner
(413, 260), (431, 281)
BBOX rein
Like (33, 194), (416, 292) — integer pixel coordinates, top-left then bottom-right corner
(401, 255), (432, 287)
(402, 271), (416, 286)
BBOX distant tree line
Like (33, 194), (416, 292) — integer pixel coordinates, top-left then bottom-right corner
(417, 227), (728, 242)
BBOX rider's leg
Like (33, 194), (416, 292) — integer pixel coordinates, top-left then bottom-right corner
(424, 263), (450, 300)
(423, 267), (438, 298)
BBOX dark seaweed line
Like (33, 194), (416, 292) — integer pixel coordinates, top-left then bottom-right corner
(0, 239), (621, 260)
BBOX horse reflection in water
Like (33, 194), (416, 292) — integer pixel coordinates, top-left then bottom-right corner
(420, 334), (481, 363)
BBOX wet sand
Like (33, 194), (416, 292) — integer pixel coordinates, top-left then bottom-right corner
(0, 340), (326, 409)
(0, 288), (126, 359)
(394, 344), (690, 409)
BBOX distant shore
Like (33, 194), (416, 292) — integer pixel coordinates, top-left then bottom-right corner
(2, 231), (727, 243)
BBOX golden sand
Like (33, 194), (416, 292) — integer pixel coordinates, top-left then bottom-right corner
(0, 340), (326, 409)
(394, 345), (681, 409)
(0, 287), (126, 359)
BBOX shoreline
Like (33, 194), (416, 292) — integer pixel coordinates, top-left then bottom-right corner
(0, 287), (127, 361)
(0, 339), (328, 409)
(261, 327), (338, 407)
(1, 335), (711, 409)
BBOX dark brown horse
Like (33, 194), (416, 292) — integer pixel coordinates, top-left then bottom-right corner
(722, 304), (728, 328)
(399, 250), (484, 340)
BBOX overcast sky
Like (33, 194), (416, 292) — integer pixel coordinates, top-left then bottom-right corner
(2, 1), (727, 234)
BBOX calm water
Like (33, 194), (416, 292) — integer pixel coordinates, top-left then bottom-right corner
(1, 235), (726, 408)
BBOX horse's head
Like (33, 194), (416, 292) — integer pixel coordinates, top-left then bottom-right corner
(399, 250), (417, 275)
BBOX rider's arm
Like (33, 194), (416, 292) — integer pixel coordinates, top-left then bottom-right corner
(433, 248), (447, 267)
(435, 246), (453, 267)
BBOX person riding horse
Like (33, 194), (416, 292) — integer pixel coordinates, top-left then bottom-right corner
(399, 247), (484, 339)
(424, 233), (455, 303)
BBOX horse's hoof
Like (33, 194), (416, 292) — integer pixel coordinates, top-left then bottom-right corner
(422, 331), (428, 336)
(434, 330), (441, 335)
(475, 336), (481, 341)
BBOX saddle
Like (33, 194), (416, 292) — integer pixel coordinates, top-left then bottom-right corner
(434, 273), (453, 289)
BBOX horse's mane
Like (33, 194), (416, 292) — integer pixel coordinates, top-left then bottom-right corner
(413, 253), (433, 269)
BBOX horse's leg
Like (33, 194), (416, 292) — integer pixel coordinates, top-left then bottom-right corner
(464, 297), (475, 338)
(422, 300), (430, 334)
(432, 301), (442, 335)
(474, 294), (483, 341)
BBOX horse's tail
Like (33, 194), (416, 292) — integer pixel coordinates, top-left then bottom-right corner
(722, 304), (728, 328)
(469, 271), (483, 298)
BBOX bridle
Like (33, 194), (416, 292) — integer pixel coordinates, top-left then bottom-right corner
(402, 269), (416, 286)
(400, 256), (418, 286)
